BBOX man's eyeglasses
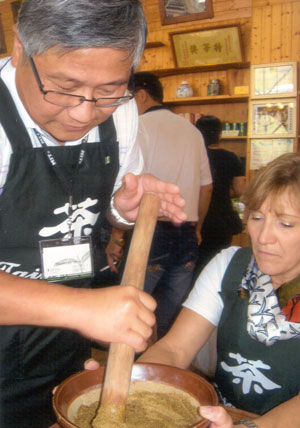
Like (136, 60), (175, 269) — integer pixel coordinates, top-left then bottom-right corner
(28, 56), (134, 108)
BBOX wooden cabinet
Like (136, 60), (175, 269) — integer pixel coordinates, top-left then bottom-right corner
(151, 64), (250, 160)
(164, 97), (248, 159)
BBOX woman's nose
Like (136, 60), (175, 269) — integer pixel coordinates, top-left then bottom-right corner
(258, 222), (276, 244)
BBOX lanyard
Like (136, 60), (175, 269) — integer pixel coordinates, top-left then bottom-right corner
(34, 129), (87, 238)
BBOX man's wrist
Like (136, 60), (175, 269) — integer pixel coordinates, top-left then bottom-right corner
(107, 194), (135, 230)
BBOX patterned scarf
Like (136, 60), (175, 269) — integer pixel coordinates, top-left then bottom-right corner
(240, 256), (300, 346)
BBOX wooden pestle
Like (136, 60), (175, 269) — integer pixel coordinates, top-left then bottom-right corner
(92, 192), (160, 428)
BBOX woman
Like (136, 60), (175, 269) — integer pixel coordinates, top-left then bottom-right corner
(194, 115), (246, 276)
(139, 153), (300, 428)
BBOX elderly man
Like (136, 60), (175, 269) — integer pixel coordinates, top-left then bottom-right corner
(0, 1), (186, 426)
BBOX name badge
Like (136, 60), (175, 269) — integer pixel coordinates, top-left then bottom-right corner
(39, 236), (93, 282)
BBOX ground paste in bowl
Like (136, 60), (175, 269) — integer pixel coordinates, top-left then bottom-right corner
(73, 381), (202, 428)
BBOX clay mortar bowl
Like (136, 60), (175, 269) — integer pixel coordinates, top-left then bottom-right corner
(53, 362), (218, 428)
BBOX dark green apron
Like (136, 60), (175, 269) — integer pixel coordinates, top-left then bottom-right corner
(215, 247), (300, 414)
(0, 78), (119, 427)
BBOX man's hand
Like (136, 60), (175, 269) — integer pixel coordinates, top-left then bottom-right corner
(67, 285), (157, 353)
(199, 406), (234, 428)
(195, 222), (203, 246)
(105, 227), (125, 272)
(113, 173), (187, 225)
(105, 239), (123, 273)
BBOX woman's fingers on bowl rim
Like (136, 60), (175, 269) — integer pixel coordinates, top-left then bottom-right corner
(84, 358), (101, 370)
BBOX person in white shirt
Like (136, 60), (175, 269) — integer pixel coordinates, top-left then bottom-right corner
(0, 1), (187, 426)
(106, 72), (212, 338)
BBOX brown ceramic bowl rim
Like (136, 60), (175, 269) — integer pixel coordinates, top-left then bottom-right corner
(53, 362), (218, 428)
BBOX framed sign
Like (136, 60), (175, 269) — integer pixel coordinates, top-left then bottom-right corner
(159, 0), (213, 25)
(249, 99), (296, 138)
(250, 139), (294, 170)
(170, 26), (243, 68)
(250, 62), (297, 98)
(0, 14), (6, 54)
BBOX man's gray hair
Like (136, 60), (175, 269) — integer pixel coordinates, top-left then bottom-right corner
(17, 0), (147, 67)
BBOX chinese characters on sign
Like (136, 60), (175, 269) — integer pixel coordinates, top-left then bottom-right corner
(171, 26), (243, 68)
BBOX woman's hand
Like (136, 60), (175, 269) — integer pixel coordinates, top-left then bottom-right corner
(200, 406), (234, 428)
(113, 173), (187, 226)
(83, 358), (101, 370)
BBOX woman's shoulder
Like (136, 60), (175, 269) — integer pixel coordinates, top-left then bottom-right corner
(195, 246), (242, 290)
(207, 246), (242, 273)
(184, 247), (242, 326)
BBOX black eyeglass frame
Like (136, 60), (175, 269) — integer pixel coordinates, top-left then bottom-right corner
(28, 55), (134, 108)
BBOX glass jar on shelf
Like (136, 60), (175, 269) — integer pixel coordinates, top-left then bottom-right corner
(207, 79), (221, 96)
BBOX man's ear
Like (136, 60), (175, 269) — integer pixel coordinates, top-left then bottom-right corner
(11, 25), (24, 67)
(138, 89), (148, 103)
(134, 89), (148, 114)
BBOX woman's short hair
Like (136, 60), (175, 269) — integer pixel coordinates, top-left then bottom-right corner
(17, 0), (147, 67)
(242, 152), (300, 214)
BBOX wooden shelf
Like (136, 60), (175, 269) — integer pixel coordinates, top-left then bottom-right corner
(149, 62), (250, 78)
(221, 136), (248, 140)
(164, 94), (249, 106)
(152, 60), (250, 164)
(145, 42), (164, 49)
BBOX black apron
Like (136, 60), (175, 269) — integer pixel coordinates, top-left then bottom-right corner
(215, 247), (300, 415)
(0, 78), (119, 427)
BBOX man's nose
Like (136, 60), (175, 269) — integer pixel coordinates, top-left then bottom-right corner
(67, 99), (98, 123)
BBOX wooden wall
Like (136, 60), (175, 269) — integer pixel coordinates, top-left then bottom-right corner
(251, 0), (300, 64)
(140, 0), (300, 68)
(141, 0), (251, 71)
(1, 0), (300, 65)
(2, 1), (300, 65)
(0, 0), (17, 59)
(0, 0), (299, 159)
(140, 0), (300, 174)
(138, 0), (300, 97)
(248, 0), (300, 179)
